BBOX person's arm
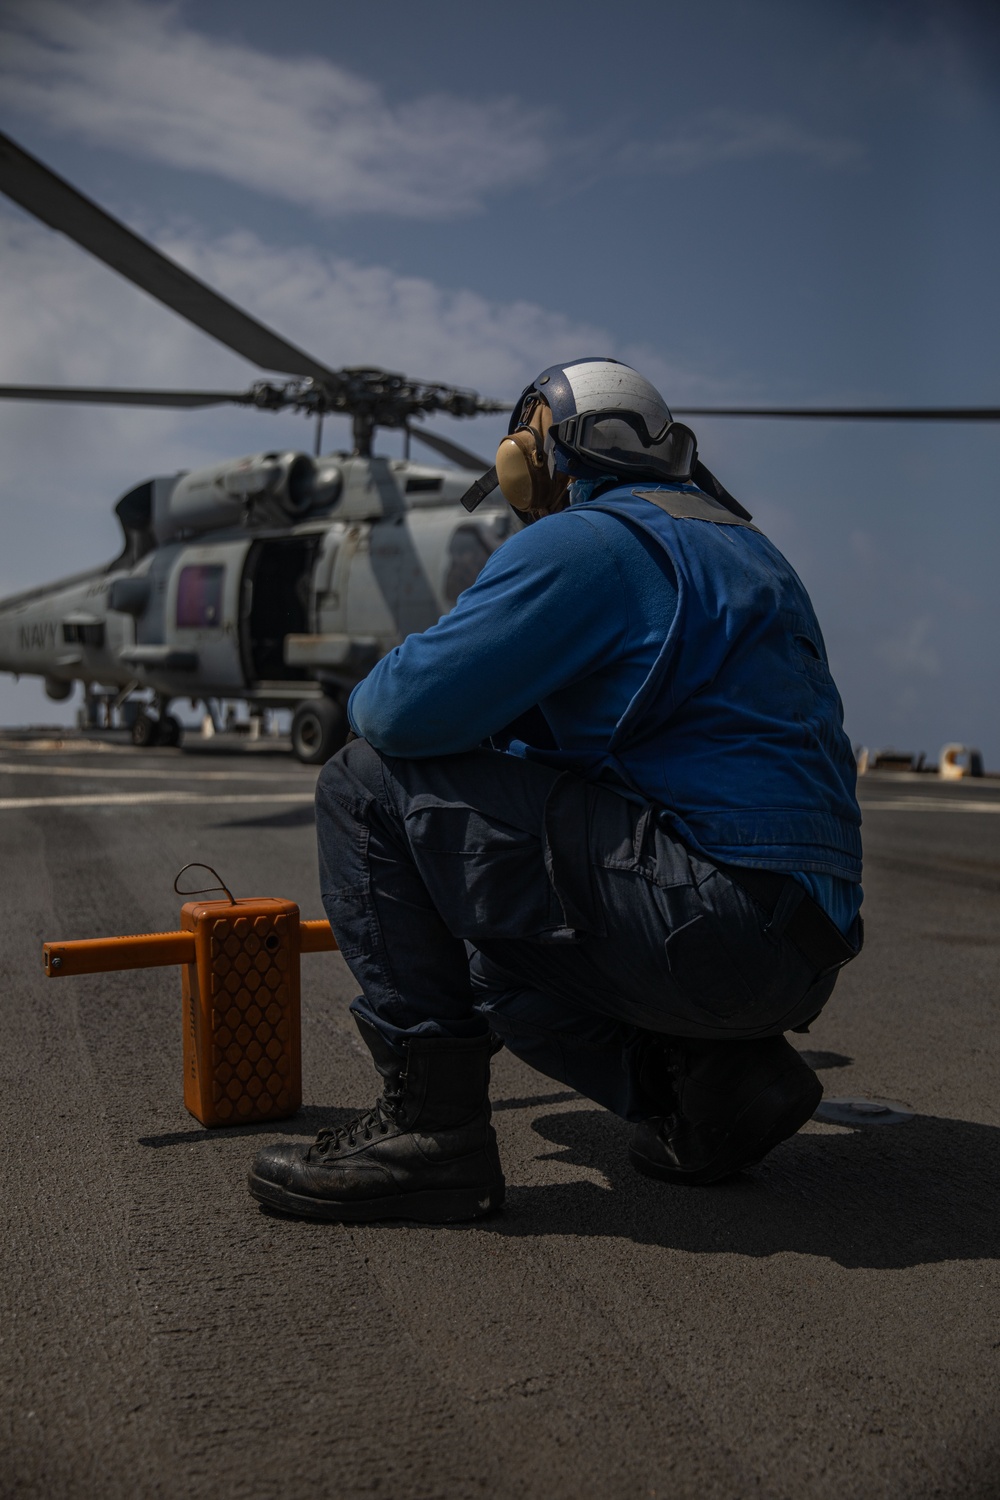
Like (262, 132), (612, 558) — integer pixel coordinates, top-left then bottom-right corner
(347, 513), (631, 757)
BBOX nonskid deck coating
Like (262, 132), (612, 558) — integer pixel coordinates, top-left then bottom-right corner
(2, 740), (999, 1499)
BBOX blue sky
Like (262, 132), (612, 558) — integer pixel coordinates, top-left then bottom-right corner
(0, 0), (998, 762)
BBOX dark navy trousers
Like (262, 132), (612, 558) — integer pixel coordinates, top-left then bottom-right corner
(315, 739), (838, 1122)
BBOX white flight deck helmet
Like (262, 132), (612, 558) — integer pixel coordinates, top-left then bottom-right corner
(460, 357), (748, 522)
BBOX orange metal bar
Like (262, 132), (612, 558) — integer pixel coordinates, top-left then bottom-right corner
(299, 919), (338, 953)
(44, 931), (196, 977)
(44, 920), (337, 976)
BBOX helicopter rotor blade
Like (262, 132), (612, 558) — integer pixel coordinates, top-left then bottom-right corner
(405, 424), (490, 470)
(0, 131), (339, 383)
(673, 406), (1000, 421)
(0, 384), (255, 408)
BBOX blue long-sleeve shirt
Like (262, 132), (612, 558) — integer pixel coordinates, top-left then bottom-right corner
(349, 506), (673, 758)
(348, 500), (859, 934)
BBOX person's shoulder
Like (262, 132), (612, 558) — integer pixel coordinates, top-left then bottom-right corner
(475, 508), (632, 610)
(494, 507), (627, 568)
(562, 493), (668, 562)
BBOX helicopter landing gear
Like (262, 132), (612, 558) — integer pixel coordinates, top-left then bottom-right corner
(131, 708), (160, 747)
(131, 701), (183, 748)
(158, 714), (183, 748)
(291, 696), (348, 766)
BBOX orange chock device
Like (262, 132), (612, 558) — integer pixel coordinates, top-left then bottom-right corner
(43, 873), (337, 1128)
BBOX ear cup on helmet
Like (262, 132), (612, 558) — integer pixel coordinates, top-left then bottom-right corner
(495, 401), (571, 519)
(496, 429), (549, 512)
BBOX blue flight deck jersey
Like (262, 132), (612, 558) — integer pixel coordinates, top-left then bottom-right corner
(348, 487), (862, 935)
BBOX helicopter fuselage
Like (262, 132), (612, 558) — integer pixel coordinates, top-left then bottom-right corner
(0, 451), (515, 737)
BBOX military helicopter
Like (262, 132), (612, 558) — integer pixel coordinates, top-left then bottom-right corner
(1, 130), (997, 762)
(0, 131), (519, 762)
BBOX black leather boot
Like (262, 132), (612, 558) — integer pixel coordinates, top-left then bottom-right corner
(248, 1018), (505, 1223)
(630, 1035), (822, 1186)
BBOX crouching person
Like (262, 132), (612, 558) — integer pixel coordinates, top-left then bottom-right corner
(249, 359), (862, 1223)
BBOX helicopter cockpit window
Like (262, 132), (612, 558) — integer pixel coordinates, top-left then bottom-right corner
(177, 565), (224, 628)
(405, 476), (443, 494)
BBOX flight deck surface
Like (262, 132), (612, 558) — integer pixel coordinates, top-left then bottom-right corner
(2, 738), (998, 1499)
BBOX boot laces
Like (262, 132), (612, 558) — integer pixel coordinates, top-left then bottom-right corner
(311, 1083), (406, 1155)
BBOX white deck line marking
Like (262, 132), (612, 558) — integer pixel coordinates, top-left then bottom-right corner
(0, 792), (315, 811)
(862, 799), (1000, 813)
(0, 761), (313, 782)
(2, 790), (996, 814)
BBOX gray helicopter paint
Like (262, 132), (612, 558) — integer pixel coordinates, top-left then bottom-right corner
(370, 525), (441, 640)
(135, 543), (181, 647)
(0, 449), (513, 723)
(310, 527), (341, 616)
(156, 454), (342, 542)
(0, 570), (133, 687)
(358, 457), (443, 640)
(167, 538), (251, 693)
(444, 526), (493, 606)
(448, 514), (512, 600)
(0, 564), (107, 616)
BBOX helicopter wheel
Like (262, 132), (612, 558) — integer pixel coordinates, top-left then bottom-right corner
(158, 714), (183, 748)
(291, 697), (348, 766)
(131, 709), (161, 748)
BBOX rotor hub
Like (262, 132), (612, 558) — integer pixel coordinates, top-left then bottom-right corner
(245, 371), (508, 454)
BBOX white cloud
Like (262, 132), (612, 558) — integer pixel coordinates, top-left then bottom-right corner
(0, 204), (700, 400)
(621, 109), (862, 174)
(0, 0), (550, 218)
(0, 0), (864, 228)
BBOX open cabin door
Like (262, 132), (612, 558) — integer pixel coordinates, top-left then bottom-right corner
(241, 537), (320, 685)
